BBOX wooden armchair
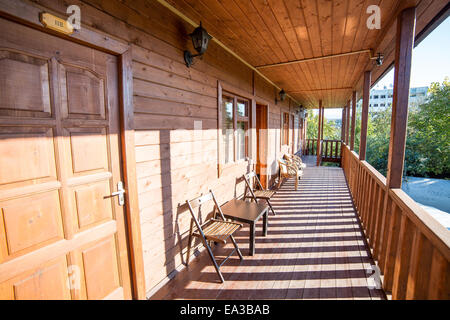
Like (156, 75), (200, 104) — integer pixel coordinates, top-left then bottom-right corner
(185, 190), (243, 283)
(243, 171), (276, 215)
(278, 158), (303, 190)
(284, 153), (306, 170)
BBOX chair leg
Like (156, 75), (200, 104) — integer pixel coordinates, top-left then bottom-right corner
(230, 235), (243, 260)
(267, 199), (276, 215)
(185, 220), (194, 266)
(295, 176), (298, 191)
(203, 239), (225, 283)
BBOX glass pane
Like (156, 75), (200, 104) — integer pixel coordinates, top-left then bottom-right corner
(222, 96), (234, 163)
(236, 121), (247, 161)
(237, 100), (248, 117)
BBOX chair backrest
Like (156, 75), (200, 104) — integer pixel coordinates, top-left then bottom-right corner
(278, 159), (288, 175)
(186, 190), (226, 229)
(243, 171), (264, 201)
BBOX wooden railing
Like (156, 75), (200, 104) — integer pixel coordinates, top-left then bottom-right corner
(303, 139), (342, 163)
(342, 145), (450, 299)
(303, 138), (318, 156)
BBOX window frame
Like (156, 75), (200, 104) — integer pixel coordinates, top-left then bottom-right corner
(221, 91), (250, 164)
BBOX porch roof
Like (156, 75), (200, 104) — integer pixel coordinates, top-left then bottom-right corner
(150, 156), (385, 300)
(162, 0), (448, 109)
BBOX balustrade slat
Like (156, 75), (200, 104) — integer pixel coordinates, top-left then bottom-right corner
(406, 231), (433, 299)
(427, 249), (449, 299)
(373, 187), (386, 261)
(369, 183), (380, 244)
(382, 200), (401, 292)
(392, 214), (415, 299)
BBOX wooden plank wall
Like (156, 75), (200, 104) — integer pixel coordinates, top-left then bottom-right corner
(26, 0), (300, 293)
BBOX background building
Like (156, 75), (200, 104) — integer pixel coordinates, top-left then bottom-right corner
(368, 86), (429, 110)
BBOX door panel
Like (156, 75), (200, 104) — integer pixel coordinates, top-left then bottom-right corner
(0, 18), (132, 299)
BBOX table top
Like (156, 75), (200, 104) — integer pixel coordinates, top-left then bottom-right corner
(220, 199), (268, 223)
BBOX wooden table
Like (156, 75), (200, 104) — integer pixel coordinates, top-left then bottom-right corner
(220, 199), (269, 256)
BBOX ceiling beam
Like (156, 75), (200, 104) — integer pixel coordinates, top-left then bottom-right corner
(255, 49), (374, 69)
(289, 87), (353, 93)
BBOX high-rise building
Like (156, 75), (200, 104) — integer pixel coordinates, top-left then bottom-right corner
(366, 86), (429, 110)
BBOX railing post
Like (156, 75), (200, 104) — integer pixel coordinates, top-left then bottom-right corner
(350, 91), (357, 150)
(386, 6), (416, 189)
(345, 100), (350, 145)
(380, 6), (417, 296)
(316, 100), (323, 166)
(360, 71), (371, 160)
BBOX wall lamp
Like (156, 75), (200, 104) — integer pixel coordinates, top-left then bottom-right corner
(275, 89), (287, 104)
(184, 22), (212, 68)
(370, 53), (384, 66)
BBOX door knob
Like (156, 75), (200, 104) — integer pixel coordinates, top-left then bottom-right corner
(111, 181), (125, 206)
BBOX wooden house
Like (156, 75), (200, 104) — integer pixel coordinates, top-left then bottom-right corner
(0, 0), (448, 300)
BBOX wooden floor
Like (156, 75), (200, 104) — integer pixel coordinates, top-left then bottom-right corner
(150, 156), (386, 300)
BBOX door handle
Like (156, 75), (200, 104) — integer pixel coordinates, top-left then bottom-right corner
(111, 181), (125, 206)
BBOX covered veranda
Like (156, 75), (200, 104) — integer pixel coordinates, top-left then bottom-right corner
(150, 156), (385, 300)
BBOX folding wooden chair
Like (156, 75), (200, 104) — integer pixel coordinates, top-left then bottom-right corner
(185, 190), (244, 283)
(243, 171), (276, 216)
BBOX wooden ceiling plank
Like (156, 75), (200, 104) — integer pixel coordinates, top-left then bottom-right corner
(248, 0), (312, 97)
(178, 0), (271, 66)
(282, 0), (322, 104)
(331, 0), (348, 108)
(318, 0), (334, 107)
(271, 0), (320, 94)
(301, 0), (326, 102)
(236, 0), (302, 92)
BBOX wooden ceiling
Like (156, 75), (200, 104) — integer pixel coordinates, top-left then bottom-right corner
(163, 0), (448, 109)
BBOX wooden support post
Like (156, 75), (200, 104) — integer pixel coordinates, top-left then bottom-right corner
(321, 106), (325, 141)
(345, 100), (350, 145)
(316, 100), (323, 166)
(386, 7), (416, 189)
(360, 71), (371, 160)
(341, 108), (345, 142)
(350, 91), (357, 150)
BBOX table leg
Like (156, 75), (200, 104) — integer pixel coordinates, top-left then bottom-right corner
(249, 222), (255, 256)
(263, 209), (268, 236)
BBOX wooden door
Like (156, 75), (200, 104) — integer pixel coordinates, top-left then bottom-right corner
(291, 115), (295, 154)
(0, 18), (132, 299)
(255, 104), (268, 189)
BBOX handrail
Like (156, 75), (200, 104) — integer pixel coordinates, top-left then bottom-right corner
(303, 139), (342, 163)
(341, 145), (450, 299)
(389, 188), (450, 259)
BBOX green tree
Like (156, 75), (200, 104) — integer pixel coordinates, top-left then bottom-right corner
(406, 79), (450, 178)
(306, 112), (341, 140)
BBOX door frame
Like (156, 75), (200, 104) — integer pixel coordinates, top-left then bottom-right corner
(0, 1), (145, 300)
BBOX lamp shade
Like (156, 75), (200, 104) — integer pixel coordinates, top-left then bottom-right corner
(189, 22), (212, 55)
(279, 89), (286, 101)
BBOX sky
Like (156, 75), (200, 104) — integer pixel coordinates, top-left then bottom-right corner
(321, 16), (450, 120)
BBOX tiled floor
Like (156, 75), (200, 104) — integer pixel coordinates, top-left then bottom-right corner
(150, 156), (385, 300)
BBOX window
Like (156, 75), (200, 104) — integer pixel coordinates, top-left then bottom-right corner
(236, 99), (249, 161)
(222, 96), (234, 164)
(282, 112), (289, 145)
(374, 95), (379, 99)
(381, 95), (386, 99)
(221, 93), (249, 164)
